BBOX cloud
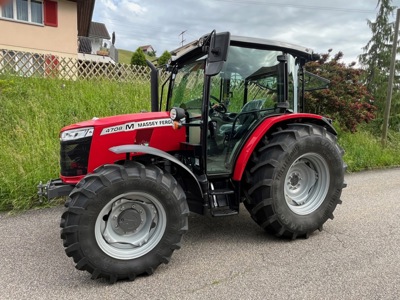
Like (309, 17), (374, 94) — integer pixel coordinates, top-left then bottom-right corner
(100, 0), (117, 12)
(93, 0), (384, 64)
(120, 0), (147, 15)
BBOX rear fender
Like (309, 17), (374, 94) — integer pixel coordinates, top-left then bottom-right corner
(232, 114), (336, 181)
(109, 144), (203, 199)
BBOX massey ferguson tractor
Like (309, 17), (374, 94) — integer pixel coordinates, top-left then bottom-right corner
(39, 31), (346, 282)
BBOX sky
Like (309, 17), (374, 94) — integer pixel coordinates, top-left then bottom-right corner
(92, 0), (397, 65)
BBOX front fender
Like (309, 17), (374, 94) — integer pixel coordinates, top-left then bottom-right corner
(232, 114), (336, 181)
(109, 144), (203, 198)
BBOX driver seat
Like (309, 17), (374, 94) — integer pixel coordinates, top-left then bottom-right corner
(218, 99), (266, 137)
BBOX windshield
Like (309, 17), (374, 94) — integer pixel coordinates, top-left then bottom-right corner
(168, 60), (205, 116)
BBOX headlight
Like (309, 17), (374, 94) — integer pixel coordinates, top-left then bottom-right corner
(170, 108), (177, 120)
(169, 107), (185, 121)
(60, 127), (94, 141)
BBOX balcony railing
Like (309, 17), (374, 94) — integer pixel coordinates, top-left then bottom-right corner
(78, 36), (118, 63)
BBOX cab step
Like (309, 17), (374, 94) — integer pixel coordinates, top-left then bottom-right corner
(211, 206), (238, 217)
(209, 188), (235, 196)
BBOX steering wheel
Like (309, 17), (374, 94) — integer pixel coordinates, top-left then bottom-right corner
(214, 103), (227, 114)
(210, 95), (227, 114)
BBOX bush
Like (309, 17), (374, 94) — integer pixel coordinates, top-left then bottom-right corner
(158, 50), (172, 67)
(131, 47), (147, 66)
(305, 50), (376, 132)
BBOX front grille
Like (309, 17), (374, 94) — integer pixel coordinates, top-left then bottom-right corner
(60, 137), (92, 176)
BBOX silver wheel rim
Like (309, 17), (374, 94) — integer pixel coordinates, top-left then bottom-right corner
(95, 192), (166, 260)
(284, 153), (329, 215)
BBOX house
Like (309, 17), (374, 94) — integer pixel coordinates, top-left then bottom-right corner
(140, 45), (155, 56)
(0, 0), (117, 77)
(78, 21), (118, 63)
(0, 0), (95, 58)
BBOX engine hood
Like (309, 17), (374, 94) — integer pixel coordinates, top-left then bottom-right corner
(58, 111), (186, 184)
(61, 112), (172, 132)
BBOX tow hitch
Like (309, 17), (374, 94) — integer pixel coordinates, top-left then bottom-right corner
(37, 179), (74, 202)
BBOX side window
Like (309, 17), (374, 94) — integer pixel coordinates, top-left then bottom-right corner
(210, 72), (244, 114)
(169, 61), (205, 117)
(303, 71), (330, 91)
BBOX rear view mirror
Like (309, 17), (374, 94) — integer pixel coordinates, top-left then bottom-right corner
(206, 32), (230, 76)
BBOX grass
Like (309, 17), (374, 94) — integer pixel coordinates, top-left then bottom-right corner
(117, 49), (134, 64)
(1, 75), (400, 211)
(0, 75), (151, 211)
(117, 49), (157, 65)
(338, 126), (400, 172)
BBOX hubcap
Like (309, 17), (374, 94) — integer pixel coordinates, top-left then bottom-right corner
(116, 209), (142, 233)
(284, 153), (329, 215)
(95, 192), (166, 260)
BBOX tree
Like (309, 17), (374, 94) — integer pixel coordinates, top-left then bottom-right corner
(130, 47), (147, 66)
(157, 50), (172, 66)
(359, 0), (399, 119)
(305, 50), (376, 132)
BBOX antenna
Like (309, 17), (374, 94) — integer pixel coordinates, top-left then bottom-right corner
(179, 30), (187, 46)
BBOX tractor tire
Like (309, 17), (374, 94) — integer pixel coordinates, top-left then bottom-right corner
(60, 162), (188, 283)
(243, 123), (346, 239)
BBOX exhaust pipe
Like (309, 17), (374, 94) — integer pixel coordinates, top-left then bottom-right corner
(146, 60), (159, 112)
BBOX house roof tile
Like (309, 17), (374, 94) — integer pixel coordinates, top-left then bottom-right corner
(140, 45), (154, 52)
(89, 22), (111, 39)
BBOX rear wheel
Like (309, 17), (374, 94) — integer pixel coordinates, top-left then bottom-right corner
(60, 162), (188, 283)
(243, 123), (346, 239)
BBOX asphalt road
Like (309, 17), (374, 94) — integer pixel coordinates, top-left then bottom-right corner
(1, 168), (400, 300)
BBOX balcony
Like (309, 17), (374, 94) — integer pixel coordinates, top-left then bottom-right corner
(78, 36), (118, 64)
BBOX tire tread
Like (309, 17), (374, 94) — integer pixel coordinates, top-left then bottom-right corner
(60, 162), (188, 283)
(243, 123), (346, 239)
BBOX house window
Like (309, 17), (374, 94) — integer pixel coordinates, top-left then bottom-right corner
(31, 0), (43, 23)
(1, 0), (44, 25)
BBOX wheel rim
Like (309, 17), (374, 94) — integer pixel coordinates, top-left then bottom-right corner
(284, 153), (330, 215)
(95, 192), (166, 260)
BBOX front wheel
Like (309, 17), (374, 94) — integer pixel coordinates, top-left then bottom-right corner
(243, 123), (346, 239)
(60, 163), (188, 283)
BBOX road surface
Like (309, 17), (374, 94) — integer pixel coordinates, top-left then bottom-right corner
(1, 168), (400, 299)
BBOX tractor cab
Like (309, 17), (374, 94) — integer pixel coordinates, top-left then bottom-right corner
(162, 32), (318, 176)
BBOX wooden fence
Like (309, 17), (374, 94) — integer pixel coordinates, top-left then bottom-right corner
(0, 48), (169, 82)
(0, 48), (267, 102)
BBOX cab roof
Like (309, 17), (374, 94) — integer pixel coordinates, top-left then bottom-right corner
(230, 35), (315, 59)
(170, 33), (317, 65)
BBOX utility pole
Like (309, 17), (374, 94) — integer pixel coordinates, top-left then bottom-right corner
(382, 8), (400, 146)
(179, 30), (187, 47)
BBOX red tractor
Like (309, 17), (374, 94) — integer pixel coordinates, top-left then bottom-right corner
(40, 31), (346, 282)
